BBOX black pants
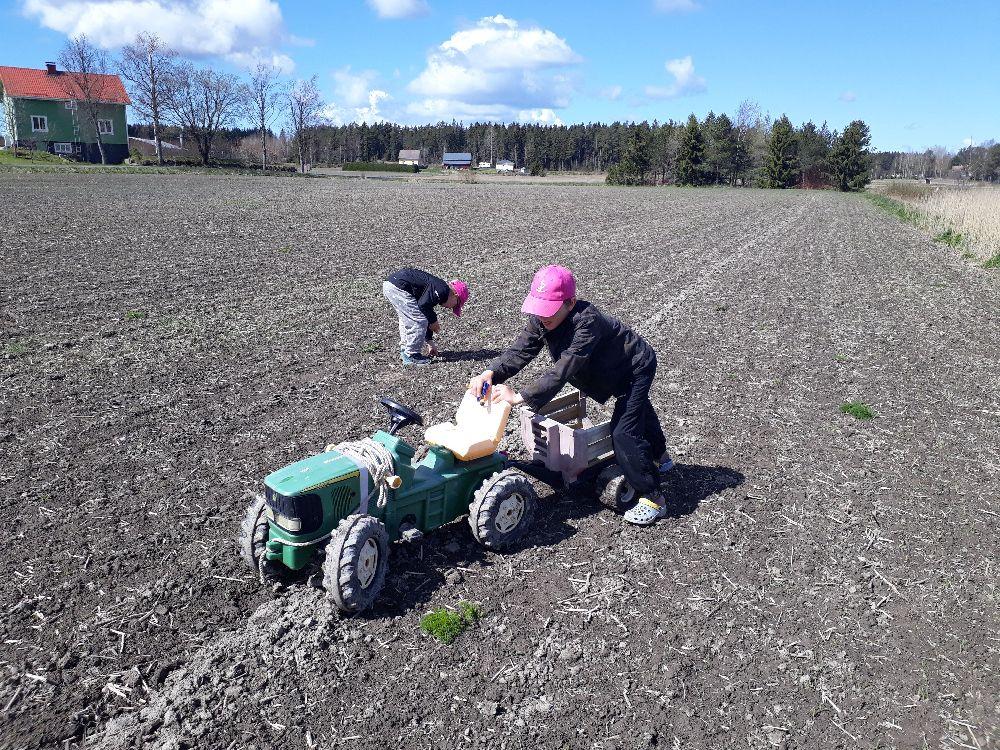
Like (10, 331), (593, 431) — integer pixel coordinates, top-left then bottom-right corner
(609, 360), (667, 497)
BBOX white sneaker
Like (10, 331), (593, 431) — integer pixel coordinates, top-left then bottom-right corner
(623, 493), (669, 526)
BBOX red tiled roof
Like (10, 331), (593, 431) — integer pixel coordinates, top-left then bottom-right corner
(0, 65), (130, 105)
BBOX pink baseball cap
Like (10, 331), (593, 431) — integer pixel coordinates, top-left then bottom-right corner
(450, 280), (469, 316)
(521, 265), (576, 317)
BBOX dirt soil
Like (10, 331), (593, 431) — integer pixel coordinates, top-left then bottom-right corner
(1, 174), (998, 750)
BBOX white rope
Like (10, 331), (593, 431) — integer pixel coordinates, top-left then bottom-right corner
(328, 438), (395, 509)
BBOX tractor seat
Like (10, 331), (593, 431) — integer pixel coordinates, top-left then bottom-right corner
(425, 392), (512, 461)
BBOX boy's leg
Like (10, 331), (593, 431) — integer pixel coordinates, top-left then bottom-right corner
(643, 399), (668, 463)
(609, 367), (660, 498)
(382, 281), (427, 356)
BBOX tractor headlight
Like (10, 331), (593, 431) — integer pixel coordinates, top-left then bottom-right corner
(264, 486), (321, 534)
(265, 506), (302, 532)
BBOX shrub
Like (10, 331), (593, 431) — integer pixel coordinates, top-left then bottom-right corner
(343, 162), (419, 173)
(985, 253), (1000, 269)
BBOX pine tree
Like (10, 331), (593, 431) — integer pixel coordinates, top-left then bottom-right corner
(675, 114), (705, 186)
(828, 120), (872, 192)
(705, 112), (737, 185)
(606, 124), (652, 185)
(763, 115), (800, 188)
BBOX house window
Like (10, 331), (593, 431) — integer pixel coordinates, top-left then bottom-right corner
(65, 100), (77, 110)
(97, 119), (113, 135)
(54, 142), (73, 154)
(31, 115), (48, 132)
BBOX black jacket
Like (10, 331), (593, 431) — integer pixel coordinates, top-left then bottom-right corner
(488, 300), (656, 410)
(387, 268), (451, 337)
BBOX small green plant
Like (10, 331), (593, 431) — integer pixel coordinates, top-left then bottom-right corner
(420, 601), (482, 644)
(4, 341), (29, 355)
(361, 341), (382, 353)
(278, 246), (292, 253)
(840, 401), (875, 420)
(985, 253), (1000, 269)
(864, 193), (921, 226)
(124, 310), (147, 320)
(834, 353), (849, 363)
(932, 228), (965, 248)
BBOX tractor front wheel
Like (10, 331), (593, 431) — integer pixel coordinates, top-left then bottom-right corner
(238, 494), (276, 582)
(323, 514), (389, 613)
(469, 469), (538, 550)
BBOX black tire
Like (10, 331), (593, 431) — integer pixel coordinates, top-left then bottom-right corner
(238, 494), (273, 578)
(597, 468), (636, 511)
(323, 514), (389, 613)
(469, 469), (538, 550)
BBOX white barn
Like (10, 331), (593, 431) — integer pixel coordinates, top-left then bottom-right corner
(495, 159), (515, 172)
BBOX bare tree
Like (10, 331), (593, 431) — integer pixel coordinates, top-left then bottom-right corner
(59, 35), (116, 165)
(241, 62), (281, 171)
(287, 76), (323, 173)
(164, 63), (241, 165)
(2, 93), (18, 155)
(119, 33), (176, 165)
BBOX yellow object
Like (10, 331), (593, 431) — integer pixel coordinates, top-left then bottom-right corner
(424, 392), (512, 461)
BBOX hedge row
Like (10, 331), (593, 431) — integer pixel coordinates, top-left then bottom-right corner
(343, 161), (419, 173)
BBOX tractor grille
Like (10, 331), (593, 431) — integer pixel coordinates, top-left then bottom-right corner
(329, 483), (357, 520)
(264, 487), (323, 534)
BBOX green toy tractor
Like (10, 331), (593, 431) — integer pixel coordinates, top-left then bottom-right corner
(239, 397), (538, 613)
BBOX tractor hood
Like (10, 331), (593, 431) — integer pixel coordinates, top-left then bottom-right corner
(264, 450), (360, 496)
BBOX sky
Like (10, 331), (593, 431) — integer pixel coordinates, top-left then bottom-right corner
(2, 0), (998, 152)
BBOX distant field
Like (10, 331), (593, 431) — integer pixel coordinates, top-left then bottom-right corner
(1, 174), (998, 750)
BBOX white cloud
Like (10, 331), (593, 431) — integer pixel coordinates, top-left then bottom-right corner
(228, 49), (295, 74)
(518, 108), (563, 126)
(407, 14), (580, 122)
(333, 66), (379, 107)
(22, 0), (292, 69)
(654, 0), (699, 11)
(323, 67), (391, 123)
(366, 0), (427, 19)
(962, 137), (975, 147)
(839, 90), (857, 102)
(643, 56), (706, 99)
(599, 84), (622, 101)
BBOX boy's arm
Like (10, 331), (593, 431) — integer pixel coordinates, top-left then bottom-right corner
(488, 321), (545, 384)
(517, 316), (601, 409)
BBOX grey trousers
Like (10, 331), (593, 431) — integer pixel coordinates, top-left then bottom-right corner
(383, 281), (427, 356)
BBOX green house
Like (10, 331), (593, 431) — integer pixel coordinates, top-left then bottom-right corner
(0, 62), (130, 163)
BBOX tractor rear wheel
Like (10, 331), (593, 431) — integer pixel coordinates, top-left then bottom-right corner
(238, 494), (276, 581)
(323, 514), (389, 613)
(469, 469), (538, 550)
(597, 468), (636, 511)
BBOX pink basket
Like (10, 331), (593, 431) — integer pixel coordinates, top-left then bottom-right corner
(518, 389), (614, 484)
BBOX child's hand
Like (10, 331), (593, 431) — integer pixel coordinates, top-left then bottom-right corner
(490, 384), (522, 406)
(428, 321), (441, 334)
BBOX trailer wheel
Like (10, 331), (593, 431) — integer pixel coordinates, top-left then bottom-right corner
(597, 468), (636, 511)
(238, 494), (277, 582)
(469, 469), (538, 550)
(323, 514), (389, 613)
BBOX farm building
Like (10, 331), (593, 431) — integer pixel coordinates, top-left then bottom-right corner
(496, 159), (515, 172)
(477, 161), (492, 169)
(443, 152), (472, 170)
(398, 148), (424, 166)
(0, 62), (130, 163)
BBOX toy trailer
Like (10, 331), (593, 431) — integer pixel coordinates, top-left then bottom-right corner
(516, 388), (616, 485)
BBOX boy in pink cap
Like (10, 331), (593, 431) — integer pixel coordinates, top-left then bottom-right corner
(383, 268), (468, 366)
(468, 265), (672, 525)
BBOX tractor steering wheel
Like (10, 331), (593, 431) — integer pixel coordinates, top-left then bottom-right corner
(379, 397), (424, 435)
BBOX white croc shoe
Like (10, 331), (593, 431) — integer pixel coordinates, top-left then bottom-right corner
(623, 493), (669, 526)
